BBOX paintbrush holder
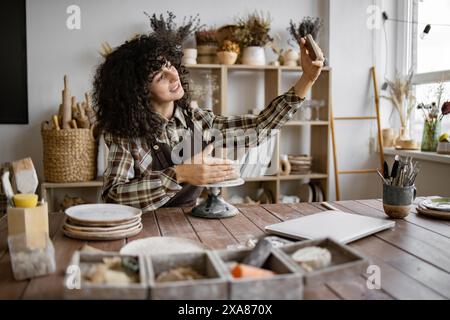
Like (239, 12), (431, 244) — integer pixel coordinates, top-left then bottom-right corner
(7, 202), (49, 249)
(382, 185), (416, 219)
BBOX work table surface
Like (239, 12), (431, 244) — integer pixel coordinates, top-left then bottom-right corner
(1, 198), (449, 300)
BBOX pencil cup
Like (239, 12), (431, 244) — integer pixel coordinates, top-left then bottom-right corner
(382, 184), (416, 219)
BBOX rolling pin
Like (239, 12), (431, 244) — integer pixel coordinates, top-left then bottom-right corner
(75, 102), (90, 128)
(61, 75), (72, 129)
(52, 115), (60, 130)
(84, 92), (96, 127)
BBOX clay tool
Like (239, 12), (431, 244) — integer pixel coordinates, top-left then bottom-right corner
(1, 171), (15, 207)
(11, 157), (39, 194)
(242, 237), (273, 268)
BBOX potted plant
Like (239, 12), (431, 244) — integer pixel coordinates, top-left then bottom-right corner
(381, 70), (415, 145)
(217, 40), (240, 65)
(288, 17), (322, 64)
(195, 28), (218, 64)
(417, 95), (450, 152)
(234, 11), (273, 66)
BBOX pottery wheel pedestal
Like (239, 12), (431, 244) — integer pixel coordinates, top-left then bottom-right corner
(191, 178), (244, 219)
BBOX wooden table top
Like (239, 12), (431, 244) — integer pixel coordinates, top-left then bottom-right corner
(1, 198), (449, 300)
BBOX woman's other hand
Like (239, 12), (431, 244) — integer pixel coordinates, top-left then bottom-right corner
(174, 144), (239, 185)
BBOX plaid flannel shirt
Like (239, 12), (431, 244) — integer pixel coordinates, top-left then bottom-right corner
(102, 87), (304, 212)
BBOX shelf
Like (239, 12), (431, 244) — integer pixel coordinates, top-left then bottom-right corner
(384, 147), (450, 165)
(186, 64), (331, 72)
(279, 173), (328, 181)
(239, 173), (328, 182)
(41, 179), (103, 188)
(285, 120), (329, 126)
(185, 64), (222, 69)
(244, 176), (278, 182)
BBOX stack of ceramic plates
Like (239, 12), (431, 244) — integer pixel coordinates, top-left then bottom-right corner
(298, 182), (324, 202)
(417, 197), (450, 220)
(63, 204), (143, 240)
(288, 155), (313, 175)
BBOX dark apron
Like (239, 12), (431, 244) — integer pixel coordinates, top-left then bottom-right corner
(149, 114), (207, 207)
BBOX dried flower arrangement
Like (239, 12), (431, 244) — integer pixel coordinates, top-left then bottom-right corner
(381, 70), (415, 130)
(417, 100), (450, 123)
(234, 11), (273, 47)
(288, 17), (322, 43)
(219, 40), (240, 54)
(195, 28), (218, 46)
(144, 11), (203, 43)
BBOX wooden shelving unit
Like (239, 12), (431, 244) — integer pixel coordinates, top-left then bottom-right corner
(41, 179), (103, 212)
(187, 64), (331, 203)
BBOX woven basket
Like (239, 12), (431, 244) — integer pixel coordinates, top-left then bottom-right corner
(41, 127), (97, 182)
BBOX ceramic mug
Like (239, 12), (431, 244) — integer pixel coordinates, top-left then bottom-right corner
(382, 184), (416, 219)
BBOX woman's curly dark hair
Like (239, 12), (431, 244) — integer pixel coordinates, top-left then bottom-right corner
(93, 33), (191, 140)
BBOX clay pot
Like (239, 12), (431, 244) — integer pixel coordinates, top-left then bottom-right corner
(241, 46), (265, 66)
(217, 51), (238, 65)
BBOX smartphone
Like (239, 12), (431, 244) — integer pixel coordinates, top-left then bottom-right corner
(305, 34), (320, 61)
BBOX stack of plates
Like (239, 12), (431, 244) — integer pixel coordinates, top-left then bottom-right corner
(288, 155), (313, 175)
(299, 183), (324, 202)
(63, 204), (143, 240)
(417, 197), (450, 220)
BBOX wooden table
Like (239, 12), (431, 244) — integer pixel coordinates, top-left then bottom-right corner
(1, 198), (449, 300)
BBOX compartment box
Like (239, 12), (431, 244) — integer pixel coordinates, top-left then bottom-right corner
(64, 251), (148, 300)
(213, 249), (304, 300)
(147, 251), (227, 300)
(275, 238), (369, 286)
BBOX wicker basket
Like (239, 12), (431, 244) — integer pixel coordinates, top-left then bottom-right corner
(41, 127), (97, 183)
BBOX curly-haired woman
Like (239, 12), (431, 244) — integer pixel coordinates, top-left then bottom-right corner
(93, 33), (323, 213)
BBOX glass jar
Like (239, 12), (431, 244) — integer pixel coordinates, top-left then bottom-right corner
(8, 233), (56, 280)
(420, 119), (441, 152)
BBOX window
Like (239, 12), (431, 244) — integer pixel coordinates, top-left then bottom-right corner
(409, 0), (450, 140)
(416, 0), (450, 73)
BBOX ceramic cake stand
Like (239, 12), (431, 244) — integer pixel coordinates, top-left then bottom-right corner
(191, 178), (245, 219)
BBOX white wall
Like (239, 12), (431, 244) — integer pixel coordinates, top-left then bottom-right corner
(328, 0), (399, 200)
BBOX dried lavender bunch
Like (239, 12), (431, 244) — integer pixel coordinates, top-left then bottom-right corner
(288, 17), (322, 43)
(145, 11), (203, 43)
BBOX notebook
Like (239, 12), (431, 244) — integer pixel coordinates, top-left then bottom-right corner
(265, 210), (395, 244)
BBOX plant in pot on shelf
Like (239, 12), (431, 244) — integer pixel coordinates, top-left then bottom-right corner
(288, 16), (323, 65)
(195, 28), (218, 64)
(234, 11), (273, 66)
(381, 70), (416, 149)
(417, 99), (450, 152)
(145, 11), (203, 64)
(217, 40), (240, 65)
